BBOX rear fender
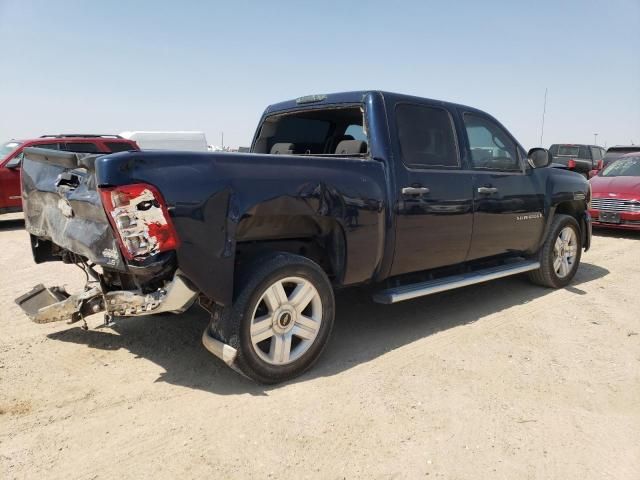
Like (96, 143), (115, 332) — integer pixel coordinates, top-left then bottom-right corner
(236, 212), (347, 284)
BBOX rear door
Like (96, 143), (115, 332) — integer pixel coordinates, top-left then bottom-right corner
(461, 112), (545, 260)
(389, 102), (474, 276)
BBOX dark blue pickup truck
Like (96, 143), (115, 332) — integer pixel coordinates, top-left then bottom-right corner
(17, 91), (592, 383)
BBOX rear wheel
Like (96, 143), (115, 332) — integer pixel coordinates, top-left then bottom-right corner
(211, 252), (335, 384)
(529, 214), (582, 288)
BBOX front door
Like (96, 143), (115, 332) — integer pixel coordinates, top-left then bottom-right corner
(461, 113), (545, 260)
(0, 154), (23, 211)
(390, 103), (474, 276)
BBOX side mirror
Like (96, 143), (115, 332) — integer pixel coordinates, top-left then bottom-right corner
(588, 169), (597, 179)
(527, 148), (550, 168)
(4, 152), (23, 169)
(596, 159), (604, 170)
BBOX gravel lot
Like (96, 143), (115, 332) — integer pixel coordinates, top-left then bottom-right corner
(1, 213), (639, 479)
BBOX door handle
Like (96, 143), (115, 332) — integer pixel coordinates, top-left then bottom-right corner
(402, 186), (430, 196)
(477, 186), (498, 194)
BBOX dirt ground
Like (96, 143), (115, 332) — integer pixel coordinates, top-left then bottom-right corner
(0, 212), (638, 479)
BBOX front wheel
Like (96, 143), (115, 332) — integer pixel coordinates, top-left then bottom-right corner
(528, 214), (582, 288)
(211, 252), (335, 384)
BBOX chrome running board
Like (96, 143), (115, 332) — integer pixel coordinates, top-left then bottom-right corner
(373, 260), (540, 304)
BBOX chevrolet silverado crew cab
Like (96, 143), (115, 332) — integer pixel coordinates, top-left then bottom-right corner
(0, 134), (138, 214)
(17, 91), (592, 384)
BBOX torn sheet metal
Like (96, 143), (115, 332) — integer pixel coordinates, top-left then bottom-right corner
(21, 148), (126, 270)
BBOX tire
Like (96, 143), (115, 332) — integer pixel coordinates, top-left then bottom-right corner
(528, 214), (582, 288)
(209, 252), (335, 384)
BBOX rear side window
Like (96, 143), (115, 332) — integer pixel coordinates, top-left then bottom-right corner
(590, 147), (603, 161)
(105, 142), (135, 152)
(32, 143), (59, 150)
(61, 142), (100, 153)
(396, 104), (459, 168)
(463, 114), (520, 170)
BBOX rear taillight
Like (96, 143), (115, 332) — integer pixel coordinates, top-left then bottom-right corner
(567, 159), (577, 169)
(99, 183), (179, 260)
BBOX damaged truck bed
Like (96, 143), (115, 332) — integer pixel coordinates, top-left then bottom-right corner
(17, 148), (198, 324)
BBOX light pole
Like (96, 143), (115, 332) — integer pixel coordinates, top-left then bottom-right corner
(539, 88), (548, 146)
(594, 133), (598, 145)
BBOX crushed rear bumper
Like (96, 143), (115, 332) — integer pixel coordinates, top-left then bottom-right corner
(15, 270), (198, 324)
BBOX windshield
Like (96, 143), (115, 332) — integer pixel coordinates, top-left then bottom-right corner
(1, 140), (23, 161)
(603, 149), (640, 167)
(600, 156), (640, 177)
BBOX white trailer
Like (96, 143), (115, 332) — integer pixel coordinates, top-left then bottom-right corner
(119, 131), (208, 151)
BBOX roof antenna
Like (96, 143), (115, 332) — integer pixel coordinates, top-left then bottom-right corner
(539, 88), (548, 147)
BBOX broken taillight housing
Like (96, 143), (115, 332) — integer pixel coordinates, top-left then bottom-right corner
(99, 183), (180, 260)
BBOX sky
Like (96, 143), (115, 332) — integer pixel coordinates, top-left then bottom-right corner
(0, 0), (638, 150)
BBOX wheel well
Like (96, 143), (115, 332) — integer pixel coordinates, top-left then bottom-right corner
(234, 218), (346, 284)
(555, 201), (580, 219)
(553, 201), (588, 248)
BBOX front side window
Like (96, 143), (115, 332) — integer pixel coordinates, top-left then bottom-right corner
(463, 114), (520, 170)
(396, 104), (459, 168)
(1, 141), (23, 161)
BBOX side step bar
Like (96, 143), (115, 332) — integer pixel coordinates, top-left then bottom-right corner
(373, 260), (540, 304)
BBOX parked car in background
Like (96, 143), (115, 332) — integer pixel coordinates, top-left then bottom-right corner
(589, 153), (640, 230)
(549, 144), (606, 177)
(17, 91), (591, 383)
(119, 131), (208, 151)
(589, 146), (640, 178)
(0, 134), (138, 214)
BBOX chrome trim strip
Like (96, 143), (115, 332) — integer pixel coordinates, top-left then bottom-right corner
(591, 198), (640, 213)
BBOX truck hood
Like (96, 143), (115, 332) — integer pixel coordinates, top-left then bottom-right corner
(590, 175), (640, 199)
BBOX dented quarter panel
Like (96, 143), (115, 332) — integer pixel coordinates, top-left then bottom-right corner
(93, 150), (387, 305)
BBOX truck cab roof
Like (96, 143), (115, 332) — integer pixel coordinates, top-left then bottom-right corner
(265, 90), (487, 117)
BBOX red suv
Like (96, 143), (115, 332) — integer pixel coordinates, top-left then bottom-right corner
(0, 135), (138, 214)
